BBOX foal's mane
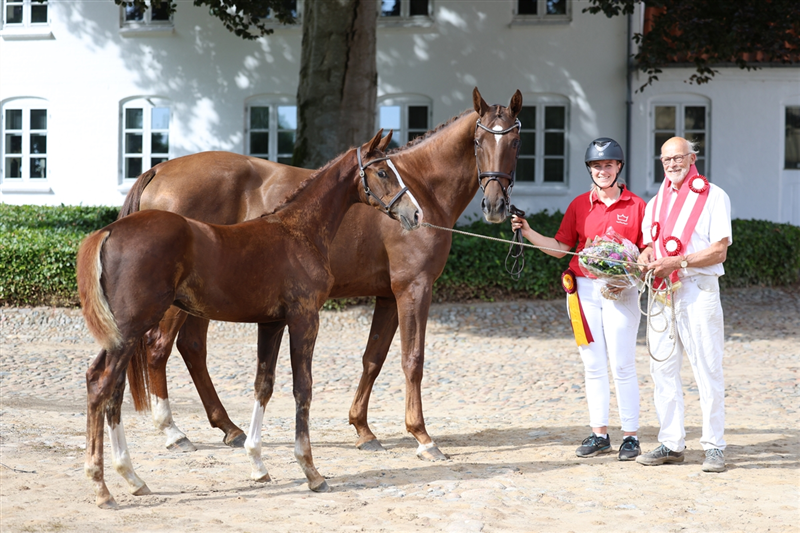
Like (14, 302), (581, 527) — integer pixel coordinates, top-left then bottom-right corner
(260, 148), (353, 218)
(387, 109), (473, 155)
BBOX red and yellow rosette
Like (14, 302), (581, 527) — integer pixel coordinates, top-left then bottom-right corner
(562, 269), (593, 347)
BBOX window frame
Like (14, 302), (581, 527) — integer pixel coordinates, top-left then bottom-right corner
(513, 94), (570, 189)
(378, 0), (434, 28)
(0, 0), (52, 40)
(119, 1), (174, 37)
(648, 96), (711, 192)
(784, 105), (800, 171)
(376, 94), (433, 149)
(512, 0), (571, 25)
(1, 97), (50, 190)
(119, 97), (172, 183)
(244, 95), (297, 165)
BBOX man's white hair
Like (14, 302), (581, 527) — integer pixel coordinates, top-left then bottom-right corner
(685, 138), (699, 155)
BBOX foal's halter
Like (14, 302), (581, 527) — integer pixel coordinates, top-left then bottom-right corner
(356, 146), (409, 217)
(474, 117), (522, 204)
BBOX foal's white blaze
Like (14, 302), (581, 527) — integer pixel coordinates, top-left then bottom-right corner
(151, 394), (189, 449)
(244, 400), (269, 480)
(493, 124), (504, 144)
(387, 159), (423, 221)
(107, 421), (148, 493)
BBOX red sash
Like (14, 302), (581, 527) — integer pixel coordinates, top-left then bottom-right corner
(649, 164), (710, 288)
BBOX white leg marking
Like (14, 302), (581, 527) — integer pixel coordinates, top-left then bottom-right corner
(416, 440), (437, 455)
(151, 394), (188, 448)
(108, 421), (148, 493)
(244, 401), (269, 480)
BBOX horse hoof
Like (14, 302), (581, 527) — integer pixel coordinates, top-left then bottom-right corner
(225, 432), (247, 448)
(167, 437), (196, 453)
(357, 439), (387, 453)
(417, 446), (448, 462)
(309, 479), (330, 493)
(96, 496), (119, 510)
(253, 473), (271, 483)
(132, 484), (152, 496)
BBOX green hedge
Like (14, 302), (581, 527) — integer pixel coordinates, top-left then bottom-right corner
(1, 204), (798, 306)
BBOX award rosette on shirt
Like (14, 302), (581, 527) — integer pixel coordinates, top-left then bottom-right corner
(649, 164), (710, 293)
(562, 269), (593, 346)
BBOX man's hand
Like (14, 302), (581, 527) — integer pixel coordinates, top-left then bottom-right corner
(638, 246), (654, 271)
(646, 256), (682, 278)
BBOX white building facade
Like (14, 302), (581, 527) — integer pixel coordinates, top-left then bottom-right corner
(1, 0), (799, 224)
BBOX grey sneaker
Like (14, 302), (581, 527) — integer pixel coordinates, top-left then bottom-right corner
(618, 436), (641, 461)
(702, 448), (726, 472)
(576, 434), (611, 457)
(636, 444), (684, 466)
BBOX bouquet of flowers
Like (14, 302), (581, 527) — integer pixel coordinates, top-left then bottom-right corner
(578, 227), (642, 299)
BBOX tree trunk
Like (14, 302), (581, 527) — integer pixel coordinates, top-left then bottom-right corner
(294, 0), (378, 169)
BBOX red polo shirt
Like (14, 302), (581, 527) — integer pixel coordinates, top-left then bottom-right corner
(555, 185), (646, 277)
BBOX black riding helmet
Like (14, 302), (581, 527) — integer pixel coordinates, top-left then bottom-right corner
(585, 137), (624, 189)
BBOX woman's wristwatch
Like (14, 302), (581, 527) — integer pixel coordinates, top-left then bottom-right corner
(680, 256), (689, 269)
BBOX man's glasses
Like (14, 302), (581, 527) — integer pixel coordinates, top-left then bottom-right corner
(660, 153), (691, 165)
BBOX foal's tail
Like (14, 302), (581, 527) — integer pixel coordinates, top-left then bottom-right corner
(77, 229), (152, 412)
(76, 230), (122, 351)
(118, 168), (158, 219)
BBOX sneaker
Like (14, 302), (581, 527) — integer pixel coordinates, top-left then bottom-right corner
(635, 443), (684, 466)
(618, 436), (641, 461)
(575, 434), (611, 457)
(702, 448), (726, 472)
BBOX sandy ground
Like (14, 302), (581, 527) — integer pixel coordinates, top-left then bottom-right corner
(0, 287), (798, 532)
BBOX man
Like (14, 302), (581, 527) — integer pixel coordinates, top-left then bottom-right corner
(637, 136), (732, 473)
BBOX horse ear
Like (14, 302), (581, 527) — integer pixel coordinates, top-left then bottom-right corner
(472, 87), (490, 117)
(377, 129), (393, 151)
(365, 129), (384, 154)
(509, 90), (523, 118)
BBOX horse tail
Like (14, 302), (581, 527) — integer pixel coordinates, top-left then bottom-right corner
(118, 168), (158, 219)
(76, 230), (122, 351)
(126, 337), (151, 412)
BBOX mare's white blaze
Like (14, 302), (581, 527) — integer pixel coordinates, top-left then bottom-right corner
(151, 394), (188, 448)
(107, 421), (147, 492)
(493, 124), (504, 144)
(387, 159), (423, 220)
(244, 401), (269, 480)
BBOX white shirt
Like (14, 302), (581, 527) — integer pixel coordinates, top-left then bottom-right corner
(642, 183), (732, 278)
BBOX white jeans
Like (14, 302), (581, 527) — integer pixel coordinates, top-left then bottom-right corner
(648, 274), (726, 452)
(573, 277), (641, 432)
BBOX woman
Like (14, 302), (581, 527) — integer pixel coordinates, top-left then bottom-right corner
(512, 138), (646, 460)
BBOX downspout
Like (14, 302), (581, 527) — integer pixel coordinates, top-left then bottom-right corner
(625, 10), (633, 189)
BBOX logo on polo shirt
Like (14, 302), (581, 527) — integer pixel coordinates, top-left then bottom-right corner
(616, 214), (629, 225)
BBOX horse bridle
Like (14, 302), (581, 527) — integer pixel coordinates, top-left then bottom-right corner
(356, 146), (409, 217)
(474, 118), (522, 204)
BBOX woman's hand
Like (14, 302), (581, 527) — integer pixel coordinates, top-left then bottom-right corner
(511, 215), (530, 234)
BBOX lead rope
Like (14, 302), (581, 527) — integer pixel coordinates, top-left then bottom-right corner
(421, 221), (678, 361)
(505, 205), (526, 279)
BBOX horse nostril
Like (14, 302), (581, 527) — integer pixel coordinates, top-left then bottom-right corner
(414, 211), (420, 225)
(481, 198), (487, 211)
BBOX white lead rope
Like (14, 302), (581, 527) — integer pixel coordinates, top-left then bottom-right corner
(422, 222), (678, 361)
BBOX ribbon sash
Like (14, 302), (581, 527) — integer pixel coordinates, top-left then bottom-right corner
(562, 269), (593, 346)
(650, 164), (709, 286)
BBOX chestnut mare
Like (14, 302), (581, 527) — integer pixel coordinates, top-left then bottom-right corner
(120, 87), (523, 461)
(77, 131), (420, 508)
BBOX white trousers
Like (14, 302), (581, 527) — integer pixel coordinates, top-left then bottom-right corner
(648, 274), (726, 452)
(573, 277), (641, 432)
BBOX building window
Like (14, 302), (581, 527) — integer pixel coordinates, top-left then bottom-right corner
(1, 99), (48, 182)
(513, 0), (570, 23)
(785, 106), (800, 170)
(2, 0), (48, 27)
(119, 1), (174, 35)
(246, 99), (297, 164)
(377, 96), (431, 149)
(652, 103), (709, 183)
(515, 101), (568, 184)
(121, 98), (170, 180)
(379, 0), (432, 26)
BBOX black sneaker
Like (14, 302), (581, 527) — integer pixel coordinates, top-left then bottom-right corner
(636, 443), (684, 466)
(618, 436), (641, 461)
(575, 434), (611, 457)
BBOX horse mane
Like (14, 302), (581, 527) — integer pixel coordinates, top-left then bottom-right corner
(259, 149), (351, 218)
(387, 108), (474, 154)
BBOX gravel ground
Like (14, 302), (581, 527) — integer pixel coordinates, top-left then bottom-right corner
(0, 286), (798, 532)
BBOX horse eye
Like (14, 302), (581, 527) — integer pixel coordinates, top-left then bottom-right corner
(377, 170), (388, 179)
